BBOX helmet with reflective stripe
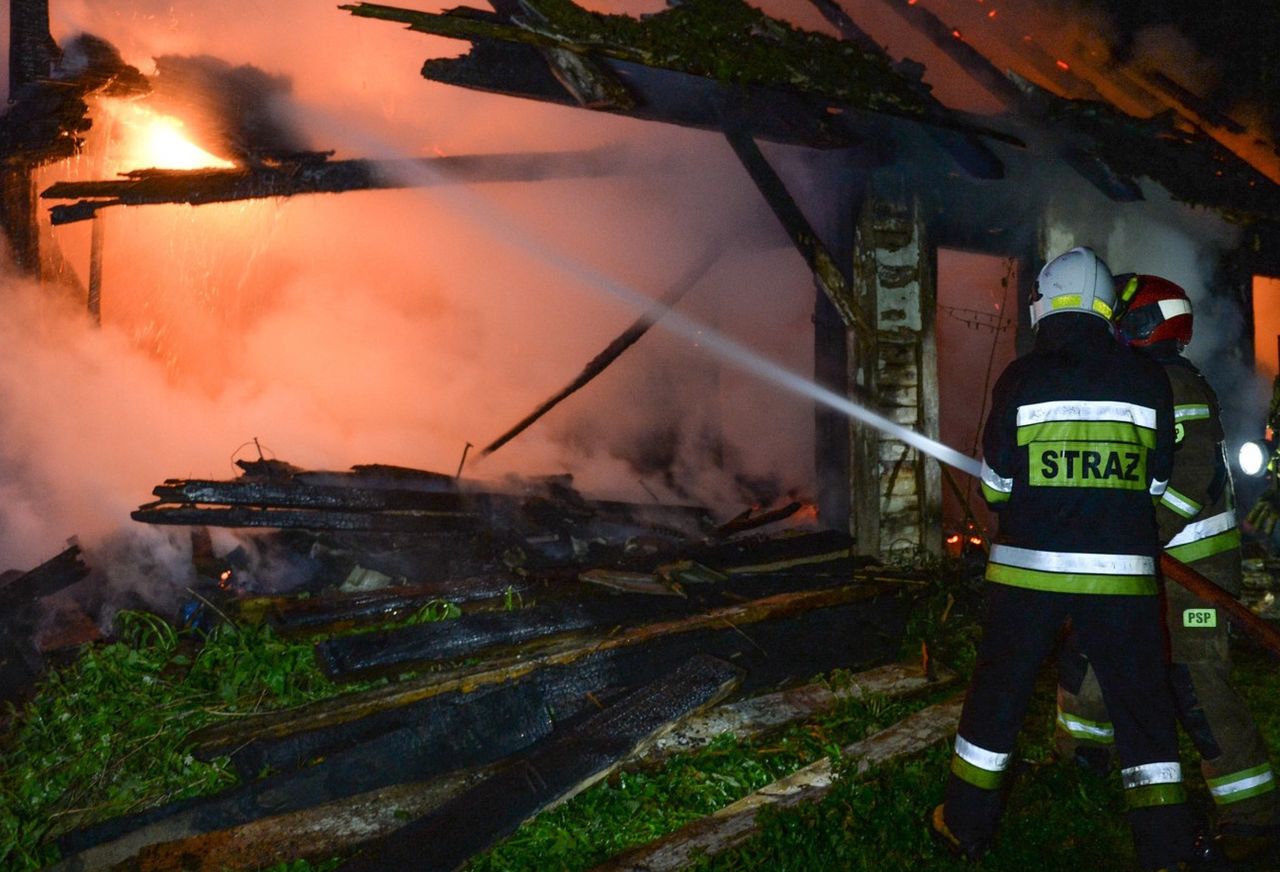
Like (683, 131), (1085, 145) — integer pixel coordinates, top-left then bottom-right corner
(1030, 247), (1115, 328)
(1113, 274), (1193, 348)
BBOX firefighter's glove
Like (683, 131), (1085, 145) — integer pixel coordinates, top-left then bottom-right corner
(1247, 493), (1280, 537)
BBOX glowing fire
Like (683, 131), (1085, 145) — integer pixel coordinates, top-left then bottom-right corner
(97, 98), (235, 172)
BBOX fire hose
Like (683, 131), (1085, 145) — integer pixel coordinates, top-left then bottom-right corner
(1160, 553), (1280, 658)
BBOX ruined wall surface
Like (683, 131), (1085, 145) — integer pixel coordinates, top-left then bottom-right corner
(850, 181), (941, 560)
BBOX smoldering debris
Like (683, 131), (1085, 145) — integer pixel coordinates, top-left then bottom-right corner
(20, 452), (930, 870)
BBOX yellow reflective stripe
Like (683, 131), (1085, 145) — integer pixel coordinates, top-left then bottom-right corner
(1166, 529), (1241, 563)
(1174, 404), (1211, 422)
(986, 564), (1157, 595)
(981, 481), (1012, 504)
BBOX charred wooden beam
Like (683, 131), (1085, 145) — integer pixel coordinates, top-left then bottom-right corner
(188, 580), (903, 756)
(316, 576), (896, 682)
(57, 679), (556, 861)
(337, 654), (742, 872)
(240, 576), (530, 635)
(480, 243), (723, 456)
(186, 571), (911, 763)
(711, 501), (803, 538)
(112, 660), (940, 871)
(148, 478), (469, 512)
(344, 1), (1021, 153)
(0, 545), (89, 608)
(592, 694), (964, 871)
(122, 767), (493, 872)
(722, 124), (870, 339)
(130, 502), (482, 533)
(42, 149), (625, 224)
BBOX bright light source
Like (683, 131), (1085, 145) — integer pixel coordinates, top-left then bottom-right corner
(96, 98), (235, 172)
(1239, 441), (1268, 476)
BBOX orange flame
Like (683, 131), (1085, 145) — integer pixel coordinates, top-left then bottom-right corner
(98, 98), (235, 172)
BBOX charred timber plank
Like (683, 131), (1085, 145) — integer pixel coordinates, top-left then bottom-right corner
(251, 577), (530, 635)
(0, 545), (88, 608)
(121, 660), (932, 870)
(119, 767), (493, 872)
(149, 478), (469, 511)
(130, 503), (481, 532)
(188, 581), (899, 755)
(480, 243), (723, 457)
(317, 581), (895, 682)
(592, 694), (964, 871)
(41, 149), (625, 224)
(56, 680), (555, 861)
(313, 590), (700, 680)
(336, 654), (743, 872)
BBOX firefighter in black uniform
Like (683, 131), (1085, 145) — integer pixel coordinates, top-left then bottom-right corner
(930, 247), (1194, 870)
(1055, 275), (1278, 863)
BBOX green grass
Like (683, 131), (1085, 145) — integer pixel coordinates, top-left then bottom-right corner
(4, 569), (1280, 872)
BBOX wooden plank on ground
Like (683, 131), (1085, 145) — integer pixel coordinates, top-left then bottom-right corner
(189, 581), (896, 756)
(649, 660), (954, 761)
(97, 660), (945, 870)
(592, 694), (964, 871)
(338, 654), (743, 871)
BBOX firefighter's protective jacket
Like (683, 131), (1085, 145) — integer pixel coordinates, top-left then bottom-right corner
(979, 314), (1176, 594)
(1152, 350), (1242, 581)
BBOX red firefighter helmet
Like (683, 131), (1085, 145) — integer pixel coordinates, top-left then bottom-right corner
(1113, 273), (1193, 348)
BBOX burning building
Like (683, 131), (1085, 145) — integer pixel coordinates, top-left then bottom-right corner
(4, 0), (1280, 868)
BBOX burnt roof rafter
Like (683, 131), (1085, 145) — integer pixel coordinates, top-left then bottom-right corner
(342, 0), (1018, 177)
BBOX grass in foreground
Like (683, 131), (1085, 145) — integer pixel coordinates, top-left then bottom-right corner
(3, 564), (1279, 871)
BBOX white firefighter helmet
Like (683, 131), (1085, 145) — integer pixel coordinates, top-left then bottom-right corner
(1030, 246), (1115, 327)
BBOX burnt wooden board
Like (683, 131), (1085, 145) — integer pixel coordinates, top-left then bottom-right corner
(315, 580), (897, 682)
(98, 660), (940, 871)
(56, 679), (554, 860)
(190, 588), (906, 768)
(337, 654), (742, 872)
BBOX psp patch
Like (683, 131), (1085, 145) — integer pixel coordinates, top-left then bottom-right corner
(1183, 608), (1217, 628)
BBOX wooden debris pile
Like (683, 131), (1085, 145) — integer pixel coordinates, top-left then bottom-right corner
(31, 459), (962, 870)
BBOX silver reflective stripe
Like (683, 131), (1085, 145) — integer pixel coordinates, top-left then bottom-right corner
(1016, 400), (1157, 430)
(1122, 762), (1182, 789)
(989, 545), (1154, 576)
(1174, 404), (1211, 422)
(955, 736), (1010, 773)
(1057, 712), (1114, 740)
(1158, 298), (1193, 319)
(1166, 511), (1238, 548)
(981, 460), (1013, 494)
(1209, 769), (1275, 799)
(1160, 488), (1200, 517)
(1149, 477), (1169, 497)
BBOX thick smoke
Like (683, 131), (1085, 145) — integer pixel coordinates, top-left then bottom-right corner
(2, 0), (821, 588)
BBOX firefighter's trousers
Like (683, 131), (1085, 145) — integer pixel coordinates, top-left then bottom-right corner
(944, 583), (1193, 871)
(1057, 553), (1278, 833)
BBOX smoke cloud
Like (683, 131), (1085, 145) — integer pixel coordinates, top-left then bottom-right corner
(2, 0), (821, 587)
